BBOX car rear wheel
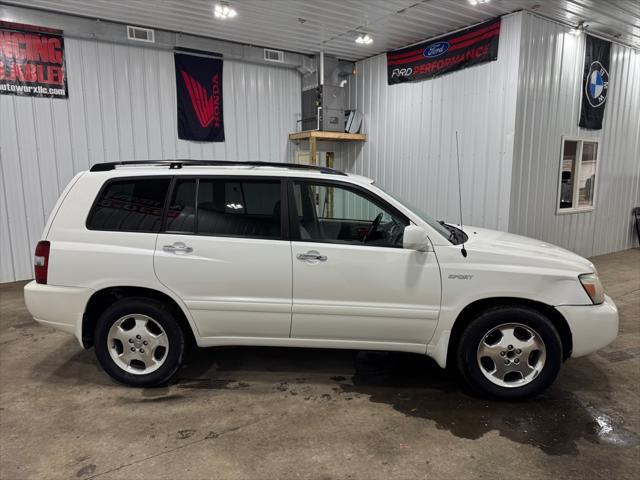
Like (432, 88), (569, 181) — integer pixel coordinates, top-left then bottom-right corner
(94, 297), (185, 387)
(456, 306), (562, 399)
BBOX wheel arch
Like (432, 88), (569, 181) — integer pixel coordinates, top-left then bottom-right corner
(445, 297), (573, 369)
(82, 286), (197, 349)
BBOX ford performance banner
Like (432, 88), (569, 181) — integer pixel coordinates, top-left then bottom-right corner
(175, 52), (224, 142)
(387, 18), (500, 85)
(0, 21), (67, 98)
(579, 35), (611, 130)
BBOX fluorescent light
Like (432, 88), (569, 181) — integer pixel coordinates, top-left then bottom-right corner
(468, 0), (490, 5)
(355, 34), (373, 45)
(214, 2), (237, 19)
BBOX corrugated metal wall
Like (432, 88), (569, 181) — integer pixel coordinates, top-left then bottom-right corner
(0, 37), (301, 282)
(338, 13), (522, 234)
(509, 13), (640, 257)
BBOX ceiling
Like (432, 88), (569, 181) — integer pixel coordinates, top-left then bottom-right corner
(3, 0), (639, 60)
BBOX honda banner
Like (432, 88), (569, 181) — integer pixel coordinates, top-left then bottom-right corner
(0, 21), (68, 98)
(175, 52), (224, 142)
(579, 35), (611, 130)
(387, 18), (500, 85)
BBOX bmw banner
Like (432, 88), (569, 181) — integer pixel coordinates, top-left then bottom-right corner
(579, 35), (610, 130)
(387, 18), (500, 85)
(175, 52), (224, 142)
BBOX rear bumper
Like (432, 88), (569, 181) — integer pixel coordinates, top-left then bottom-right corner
(23, 281), (93, 347)
(556, 294), (619, 358)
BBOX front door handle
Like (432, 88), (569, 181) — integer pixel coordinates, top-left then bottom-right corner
(296, 250), (327, 262)
(163, 242), (193, 254)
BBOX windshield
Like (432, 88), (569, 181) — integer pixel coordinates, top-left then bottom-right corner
(373, 184), (452, 241)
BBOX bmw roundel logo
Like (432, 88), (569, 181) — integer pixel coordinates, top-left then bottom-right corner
(424, 41), (450, 58)
(585, 61), (609, 107)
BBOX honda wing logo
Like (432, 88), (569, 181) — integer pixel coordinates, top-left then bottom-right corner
(180, 70), (221, 128)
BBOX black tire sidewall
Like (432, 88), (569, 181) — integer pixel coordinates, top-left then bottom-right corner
(94, 297), (185, 387)
(457, 306), (563, 400)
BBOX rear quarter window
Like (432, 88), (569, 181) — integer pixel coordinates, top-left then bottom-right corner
(87, 178), (171, 232)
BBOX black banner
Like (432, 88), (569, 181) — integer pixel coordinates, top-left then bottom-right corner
(387, 18), (500, 85)
(175, 53), (224, 142)
(579, 35), (610, 130)
(0, 21), (67, 98)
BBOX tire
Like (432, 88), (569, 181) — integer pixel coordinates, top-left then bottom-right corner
(94, 297), (186, 387)
(456, 306), (562, 400)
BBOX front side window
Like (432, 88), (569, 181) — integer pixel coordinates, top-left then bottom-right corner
(292, 181), (408, 247)
(87, 178), (171, 232)
(558, 138), (598, 212)
(164, 177), (282, 239)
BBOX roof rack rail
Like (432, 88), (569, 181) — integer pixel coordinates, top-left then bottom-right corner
(89, 160), (347, 176)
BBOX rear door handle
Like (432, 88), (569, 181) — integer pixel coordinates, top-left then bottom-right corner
(163, 242), (193, 254)
(296, 250), (327, 262)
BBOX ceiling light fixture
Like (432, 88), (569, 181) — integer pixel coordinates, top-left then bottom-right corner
(214, 2), (237, 19)
(468, 0), (491, 5)
(355, 34), (373, 45)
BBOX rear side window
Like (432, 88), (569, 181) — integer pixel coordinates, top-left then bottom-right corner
(162, 177), (282, 239)
(166, 179), (197, 232)
(197, 179), (281, 238)
(87, 178), (171, 232)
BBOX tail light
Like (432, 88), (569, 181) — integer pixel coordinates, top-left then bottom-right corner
(34, 241), (50, 284)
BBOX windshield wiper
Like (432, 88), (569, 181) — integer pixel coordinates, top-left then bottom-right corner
(439, 220), (459, 244)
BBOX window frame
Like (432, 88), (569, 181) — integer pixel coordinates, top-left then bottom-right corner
(86, 175), (173, 233)
(162, 175), (289, 241)
(286, 177), (410, 248)
(556, 136), (600, 215)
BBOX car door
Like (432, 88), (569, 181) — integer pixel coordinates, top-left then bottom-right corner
(154, 176), (292, 339)
(289, 179), (441, 347)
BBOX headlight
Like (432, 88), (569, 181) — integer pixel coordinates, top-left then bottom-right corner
(579, 273), (605, 305)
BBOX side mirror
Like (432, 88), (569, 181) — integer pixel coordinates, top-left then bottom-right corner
(403, 225), (430, 252)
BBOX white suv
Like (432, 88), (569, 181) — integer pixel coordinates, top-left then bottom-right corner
(24, 160), (619, 398)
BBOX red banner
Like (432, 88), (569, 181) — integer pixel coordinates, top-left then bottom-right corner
(387, 18), (500, 85)
(0, 21), (68, 98)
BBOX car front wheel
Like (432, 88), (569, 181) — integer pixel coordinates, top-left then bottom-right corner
(456, 306), (563, 399)
(94, 297), (185, 387)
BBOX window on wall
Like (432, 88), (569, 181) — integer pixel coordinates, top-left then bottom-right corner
(557, 138), (599, 213)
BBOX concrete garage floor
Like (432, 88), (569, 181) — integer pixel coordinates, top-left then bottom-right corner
(1, 250), (639, 479)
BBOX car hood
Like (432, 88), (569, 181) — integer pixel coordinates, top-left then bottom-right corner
(450, 224), (596, 274)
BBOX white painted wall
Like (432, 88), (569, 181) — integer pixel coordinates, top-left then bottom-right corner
(338, 13), (523, 233)
(0, 37), (301, 282)
(509, 13), (640, 257)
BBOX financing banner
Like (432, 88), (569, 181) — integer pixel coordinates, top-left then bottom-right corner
(175, 52), (224, 142)
(0, 21), (68, 98)
(579, 35), (611, 130)
(387, 18), (500, 85)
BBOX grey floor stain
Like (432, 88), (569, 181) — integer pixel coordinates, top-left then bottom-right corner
(176, 429), (196, 439)
(76, 463), (96, 478)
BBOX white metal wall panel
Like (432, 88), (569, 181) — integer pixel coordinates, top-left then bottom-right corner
(509, 13), (640, 258)
(338, 13), (522, 233)
(0, 37), (300, 282)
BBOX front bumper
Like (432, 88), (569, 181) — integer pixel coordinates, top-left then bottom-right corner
(556, 294), (619, 357)
(23, 281), (94, 347)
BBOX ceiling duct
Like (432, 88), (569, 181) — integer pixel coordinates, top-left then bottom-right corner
(300, 54), (354, 132)
(330, 61), (354, 87)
